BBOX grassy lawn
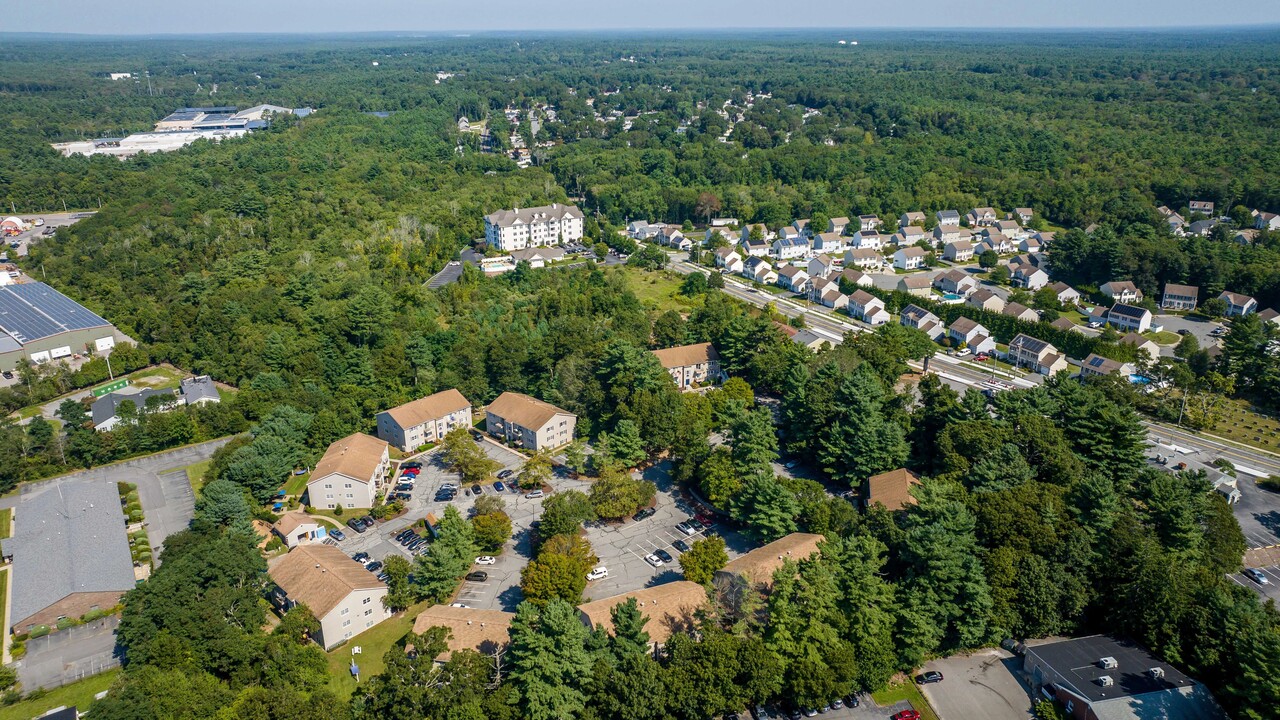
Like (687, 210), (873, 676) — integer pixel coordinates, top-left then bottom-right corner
(618, 267), (693, 313)
(123, 365), (185, 390)
(1211, 400), (1280, 454)
(871, 678), (940, 720)
(0, 669), (120, 720)
(0, 507), (10, 539)
(185, 460), (211, 497)
(310, 507), (372, 523)
(283, 470), (311, 496)
(8, 406), (42, 421)
(1145, 330), (1181, 345)
(326, 601), (433, 699)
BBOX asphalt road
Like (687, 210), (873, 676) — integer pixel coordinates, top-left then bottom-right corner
(919, 650), (1034, 720)
(15, 616), (120, 691)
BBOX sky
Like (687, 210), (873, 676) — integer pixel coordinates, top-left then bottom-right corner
(3, 0), (1278, 35)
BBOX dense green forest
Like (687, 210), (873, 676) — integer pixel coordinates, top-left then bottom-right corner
(2, 30), (1279, 720)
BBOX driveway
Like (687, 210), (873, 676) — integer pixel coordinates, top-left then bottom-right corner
(15, 616), (120, 691)
(919, 649), (1033, 720)
(1154, 314), (1223, 349)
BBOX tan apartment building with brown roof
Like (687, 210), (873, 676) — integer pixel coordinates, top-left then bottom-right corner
(714, 533), (824, 610)
(577, 581), (707, 646)
(485, 391), (576, 451)
(268, 544), (391, 649)
(411, 605), (515, 661)
(307, 433), (391, 510)
(376, 388), (473, 452)
(651, 342), (723, 391)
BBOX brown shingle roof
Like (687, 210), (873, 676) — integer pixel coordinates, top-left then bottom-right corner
(950, 316), (980, 335)
(719, 533), (824, 587)
(269, 544), (385, 618)
(577, 581), (707, 645)
(312, 433), (388, 484)
(411, 605), (514, 660)
(273, 511), (319, 536)
(486, 392), (575, 431)
(866, 468), (922, 512)
(383, 389), (472, 429)
(652, 343), (720, 369)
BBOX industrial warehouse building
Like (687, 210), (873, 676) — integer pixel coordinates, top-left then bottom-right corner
(0, 282), (120, 371)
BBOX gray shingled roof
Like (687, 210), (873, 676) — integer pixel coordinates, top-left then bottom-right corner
(4, 480), (135, 629)
(180, 376), (220, 404)
(91, 387), (179, 427)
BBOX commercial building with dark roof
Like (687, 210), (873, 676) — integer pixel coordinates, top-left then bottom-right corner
(4, 480), (135, 634)
(0, 282), (119, 371)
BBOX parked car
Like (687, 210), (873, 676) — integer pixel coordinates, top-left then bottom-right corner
(465, 571), (488, 582)
(654, 548), (674, 564)
(677, 522), (699, 536)
(471, 484), (483, 495)
(359, 515), (375, 528)
(493, 481), (506, 492)
(475, 556), (497, 565)
(450, 603), (470, 608)
(975, 353), (990, 361)
(694, 513), (714, 527)
(672, 539), (690, 553)
(352, 552), (370, 564)
(401, 461), (423, 469)
(916, 671), (944, 684)
(390, 492), (411, 502)
(376, 572), (390, 582)
(525, 489), (545, 499)
(644, 553), (664, 568)
(586, 566), (609, 581)
(1244, 568), (1270, 585)
(328, 529), (346, 541)
(843, 695), (860, 708)
(347, 518), (368, 533)
(892, 712), (920, 720)
(1087, 321), (1102, 329)
(396, 482), (414, 492)
(365, 561), (383, 573)
(497, 469), (514, 479)
(401, 467), (419, 476)
(633, 507), (656, 522)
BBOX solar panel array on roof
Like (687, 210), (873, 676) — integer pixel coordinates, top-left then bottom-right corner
(0, 282), (110, 345)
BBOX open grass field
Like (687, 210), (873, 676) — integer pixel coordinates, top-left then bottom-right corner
(0, 669), (120, 720)
(1211, 399), (1280, 454)
(618, 267), (694, 314)
(326, 600), (434, 698)
(185, 459), (211, 497)
(871, 678), (940, 720)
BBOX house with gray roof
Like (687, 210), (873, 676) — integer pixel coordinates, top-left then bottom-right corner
(92, 387), (181, 431)
(5, 480), (135, 634)
(179, 375), (220, 405)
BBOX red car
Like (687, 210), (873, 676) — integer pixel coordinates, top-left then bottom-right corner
(892, 712), (920, 720)
(401, 468), (420, 476)
(974, 354), (989, 361)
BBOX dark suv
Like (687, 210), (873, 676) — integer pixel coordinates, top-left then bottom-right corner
(632, 507), (656, 522)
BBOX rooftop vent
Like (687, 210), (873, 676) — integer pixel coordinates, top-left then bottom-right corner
(1098, 656), (1119, 669)
(1097, 675), (1114, 687)
(1147, 667), (1165, 679)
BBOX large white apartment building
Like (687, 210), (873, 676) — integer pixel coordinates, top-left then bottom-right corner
(483, 204), (584, 251)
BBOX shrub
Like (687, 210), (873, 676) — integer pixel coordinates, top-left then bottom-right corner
(55, 617), (79, 630)
(28, 625), (50, 639)
(333, 503), (344, 516)
(1260, 476), (1280, 493)
(81, 608), (110, 623)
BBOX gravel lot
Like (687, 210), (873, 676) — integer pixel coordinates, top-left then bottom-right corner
(919, 649), (1033, 720)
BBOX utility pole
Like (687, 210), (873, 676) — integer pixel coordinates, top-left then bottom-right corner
(106, 353), (114, 381)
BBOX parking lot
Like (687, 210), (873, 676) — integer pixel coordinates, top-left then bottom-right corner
(1232, 472), (1280, 551)
(918, 649), (1033, 720)
(1229, 564), (1280, 603)
(2, 211), (93, 258)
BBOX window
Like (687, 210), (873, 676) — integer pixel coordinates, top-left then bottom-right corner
(342, 619), (351, 627)
(364, 609), (373, 616)
(366, 621), (374, 628)
(363, 597), (372, 605)
(345, 483), (352, 488)
(346, 493), (354, 499)
(324, 483), (332, 489)
(340, 607), (349, 615)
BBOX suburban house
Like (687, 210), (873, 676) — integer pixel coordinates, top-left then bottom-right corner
(844, 247), (883, 270)
(658, 227), (691, 250)
(841, 268), (875, 288)
(412, 605), (514, 661)
(1188, 199), (1215, 216)
(900, 304), (945, 340)
(179, 375), (221, 405)
(485, 392), (577, 451)
(771, 237), (808, 261)
(1187, 218), (1218, 237)
(5, 480), (135, 635)
(1258, 308), (1280, 327)
(577, 581), (706, 648)
(714, 533), (824, 610)
(828, 217), (850, 235)
(1007, 334), (1069, 375)
(966, 207), (998, 227)
(1255, 211), (1280, 231)
(948, 317), (996, 354)
(1019, 236), (1042, 253)
(268, 544), (391, 650)
(376, 388), (473, 452)
(627, 220), (665, 240)
(810, 231), (845, 255)
(1035, 231), (1056, 246)
(936, 209), (961, 226)
(1014, 207), (1033, 223)
(1121, 333), (1160, 363)
(894, 225), (927, 246)
(778, 226), (801, 242)
(899, 211), (926, 227)
(850, 230), (885, 250)
(816, 287), (850, 311)
(1050, 317), (1080, 334)
(272, 511), (328, 548)
(790, 329), (832, 351)
(1218, 291), (1257, 317)
(848, 290), (889, 325)
(1161, 283), (1199, 311)
(1107, 303), (1152, 333)
(893, 246), (926, 271)
(651, 343), (723, 391)
(1159, 206), (1187, 233)
(994, 219), (1023, 238)
(1003, 302), (1039, 323)
(1079, 353), (1135, 380)
(1100, 281), (1143, 304)
(483, 204), (584, 251)
(776, 265), (810, 292)
(307, 433), (391, 510)
(1010, 264), (1050, 290)
(933, 225), (964, 244)
(740, 224), (775, 245)
(977, 231), (1014, 254)
(510, 247), (567, 267)
(92, 387), (181, 431)
(1025, 635), (1225, 720)
(967, 288), (1006, 313)
(934, 269), (977, 296)
(898, 275), (933, 298)
(1233, 229), (1259, 246)
(739, 237), (770, 258)
(1050, 282), (1081, 306)
(865, 468), (922, 512)
(744, 256), (778, 284)
(808, 254), (836, 279)
(858, 215), (882, 232)
(791, 219), (811, 236)
(715, 247), (744, 273)
(943, 240), (974, 263)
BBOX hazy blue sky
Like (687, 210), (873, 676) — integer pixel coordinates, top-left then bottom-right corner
(4, 0), (1278, 34)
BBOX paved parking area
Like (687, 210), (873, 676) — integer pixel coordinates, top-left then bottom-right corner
(919, 649), (1033, 720)
(1229, 565), (1280, 603)
(1154, 314), (1224, 348)
(1233, 475), (1280, 550)
(15, 617), (120, 691)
